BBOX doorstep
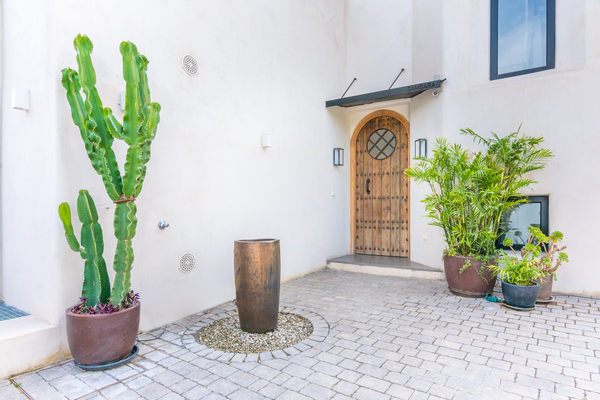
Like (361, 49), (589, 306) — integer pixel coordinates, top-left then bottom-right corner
(0, 316), (66, 379)
(327, 254), (444, 280)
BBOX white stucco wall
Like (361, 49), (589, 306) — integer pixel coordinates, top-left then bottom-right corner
(345, 0), (413, 95)
(1, 0), (349, 359)
(432, 0), (600, 296)
(422, 0), (600, 296)
(344, 0), (600, 296)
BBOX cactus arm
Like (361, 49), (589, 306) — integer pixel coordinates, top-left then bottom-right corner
(61, 68), (88, 137)
(110, 201), (137, 305)
(96, 149), (122, 201)
(73, 35), (114, 150)
(58, 202), (87, 257)
(73, 35), (123, 200)
(120, 41), (144, 146)
(103, 107), (124, 141)
(120, 42), (147, 198)
(132, 103), (161, 197)
(76, 190), (110, 306)
(61, 69), (105, 176)
(135, 143), (151, 197)
(122, 142), (144, 198)
(136, 55), (151, 110)
(141, 103), (161, 140)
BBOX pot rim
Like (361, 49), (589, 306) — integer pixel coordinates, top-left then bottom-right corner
(501, 280), (540, 288)
(443, 254), (497, 264)
(236, 239), (279, 243)
(65, 300), (140, 318)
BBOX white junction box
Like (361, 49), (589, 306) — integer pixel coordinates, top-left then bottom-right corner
(12, 88), (29, 111)
(261, 134), (272, 148)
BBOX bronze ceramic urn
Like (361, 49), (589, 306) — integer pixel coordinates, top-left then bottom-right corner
(234, 239), (281, 333)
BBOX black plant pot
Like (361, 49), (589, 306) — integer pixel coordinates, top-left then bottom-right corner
(501, 281), (540, 309)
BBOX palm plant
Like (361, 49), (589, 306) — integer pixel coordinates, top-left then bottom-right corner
(405, 128), (553, 261)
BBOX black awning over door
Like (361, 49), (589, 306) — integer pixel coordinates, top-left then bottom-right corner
(326, 79), (443, 108)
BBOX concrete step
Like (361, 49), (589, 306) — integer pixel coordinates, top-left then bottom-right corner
(0, 316), (65, 379)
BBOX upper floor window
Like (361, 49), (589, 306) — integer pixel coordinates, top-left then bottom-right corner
(490, 0), (555, 80)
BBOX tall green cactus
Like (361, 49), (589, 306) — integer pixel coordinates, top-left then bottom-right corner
(59, 190), (110, 307)
(60, 35), (161, 307)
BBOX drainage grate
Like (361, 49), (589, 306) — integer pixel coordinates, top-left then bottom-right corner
(179, 252), (196, 273)
(181, 55), (199, 76)
(0, 301), (29, 321)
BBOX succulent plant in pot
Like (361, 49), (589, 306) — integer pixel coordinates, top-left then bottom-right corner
(59, 34), (161, 367)
(405, 128), (552, 297)
(490, 226), (568, 305)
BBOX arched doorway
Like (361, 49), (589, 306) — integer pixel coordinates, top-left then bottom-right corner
(350, 110), (410, 257)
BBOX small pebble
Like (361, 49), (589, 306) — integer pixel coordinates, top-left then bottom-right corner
(194, 312), (313, 354)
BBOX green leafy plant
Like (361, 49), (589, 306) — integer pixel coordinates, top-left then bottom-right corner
(489, 226), (568, 286)
(59, 35), (161, 309)
(405, 128), (553, 267)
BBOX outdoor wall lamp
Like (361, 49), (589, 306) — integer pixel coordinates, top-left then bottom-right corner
(333, 148), (344, 166)
(415, 138), (427, 158)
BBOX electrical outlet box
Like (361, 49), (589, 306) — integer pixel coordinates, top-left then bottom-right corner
(262, 134), (272, 148)
(12, 88), (29, 111)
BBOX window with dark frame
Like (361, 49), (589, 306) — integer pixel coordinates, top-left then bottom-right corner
(490, 0), (555, 80)
(497, 196), (549, 250)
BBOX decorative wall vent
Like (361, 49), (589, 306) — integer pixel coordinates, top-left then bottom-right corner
(179, 252), (196, 273)
(181, 55), (199, 76)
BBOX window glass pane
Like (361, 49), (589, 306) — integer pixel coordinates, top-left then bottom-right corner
(498, 0), (547, 75)
(367, 129), (397, 160)
(500, 202), (542, 246)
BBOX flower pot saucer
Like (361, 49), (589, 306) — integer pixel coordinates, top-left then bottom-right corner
(74, 345), (139, 371)
(536, 296), (555, 304)
(501, 299), (535, 311)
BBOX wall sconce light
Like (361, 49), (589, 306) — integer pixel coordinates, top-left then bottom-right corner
(415, 138), (427, 158)
(333, 148), (344, 166)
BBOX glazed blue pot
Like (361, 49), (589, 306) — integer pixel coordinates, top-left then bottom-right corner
(502, 281), (540, 308)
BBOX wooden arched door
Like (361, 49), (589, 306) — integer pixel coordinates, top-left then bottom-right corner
(351, 111), (410, 257)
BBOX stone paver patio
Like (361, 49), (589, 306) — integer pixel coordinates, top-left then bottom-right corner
(2, 268), (600, 400)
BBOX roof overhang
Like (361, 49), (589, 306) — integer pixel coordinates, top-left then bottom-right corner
(325, 79), (443, 108)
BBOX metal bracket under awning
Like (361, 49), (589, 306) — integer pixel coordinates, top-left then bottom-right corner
(325, 79), (444, 108)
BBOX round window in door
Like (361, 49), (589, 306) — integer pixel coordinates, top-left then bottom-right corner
(367, 129), (397, 160)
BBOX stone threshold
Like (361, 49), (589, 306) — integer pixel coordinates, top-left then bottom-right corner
(327, 253), (444, 280)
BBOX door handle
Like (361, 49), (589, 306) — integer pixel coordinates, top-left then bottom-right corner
(366, 179), (371, 194)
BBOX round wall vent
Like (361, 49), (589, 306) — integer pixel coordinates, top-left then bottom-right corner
(179, 252), (196, 273)
(181, 55), (199, 76)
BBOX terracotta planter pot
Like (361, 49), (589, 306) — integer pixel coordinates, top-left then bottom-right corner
(66, 301), (140, 366)
(234, 239), (280, 333)
(502, 281), (540, 308)
(443, 255), (497, 297)
(535, 274), (554, 300)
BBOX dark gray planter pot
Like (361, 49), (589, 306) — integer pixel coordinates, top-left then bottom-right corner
(501, 281), (540, 309)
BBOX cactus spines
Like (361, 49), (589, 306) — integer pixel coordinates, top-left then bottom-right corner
(59, 190), (110, 307)
(60, 34), (161, 308)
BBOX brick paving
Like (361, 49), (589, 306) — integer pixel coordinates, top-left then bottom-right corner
(3, 268), (600, 399)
